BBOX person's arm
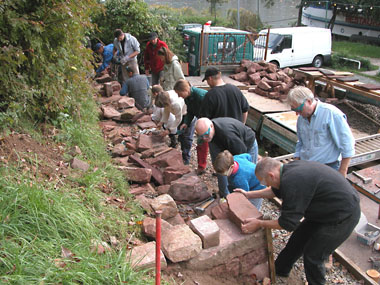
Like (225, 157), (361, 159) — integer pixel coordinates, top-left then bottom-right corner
(120, 81), (128, 96)
(242, 111), (248, 124)
(173, 60), (185, 81)
(339, 157), (351, 177)
(241, 218), (282, 234)
(234, 186), (275, 199)
(294, 117), (303, 159)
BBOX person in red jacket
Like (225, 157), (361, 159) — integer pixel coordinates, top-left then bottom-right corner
(144, 32), (168, 85)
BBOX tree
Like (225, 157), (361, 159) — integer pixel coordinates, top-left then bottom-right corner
(206, 0), (228, 23)
(227, 8), (263, 32)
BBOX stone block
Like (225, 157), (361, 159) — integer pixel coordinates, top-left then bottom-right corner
(111, 81), (121, 92)
(112, 143), (129, 157)
(128, 154), (164, 185)
(162, 224), (202, 263)
(112, 156), (130, 167)
(124, 167), (152, 184)
(166, 213), (186, 226)
(265, 73), (278, 81)
(254, 87), (269, 97)
(163, 165), (191, 184)
(185, 219), (266, 271)
(137, 121), (157, 130)
(226, 192), (263, 229)
(70, 158), (89, 172)
(142, 217), (172, 239)
(119, 107), (140, 122)
(211, 201), (230, 220)
(266, 62), (278, 73)
(189, 215), (220, 249)
(135, 195), (154, 214)
(157, 185), (170, 195)
(230, 72), (248, 82)
(248, 73), (261, 85)
(136, 134), (152, 152)
(147, 149), (184, 169)
(257, 80), (272, 91)
(169, 173), (210, 203)
(118, 97), (135, 109)
(136, 114), (153, 124)
(150, 194), (178, 220)
(95, 73), (112, 83)
(102, 106), (120, 120)
(129, 241), (167, 270)
(98, 95), (122, 105)
(129, 183), (155, 196)
(248, 262), (269, 281)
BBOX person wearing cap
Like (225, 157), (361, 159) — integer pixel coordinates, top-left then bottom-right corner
(157, 46), (185, 91)
(195, 117), (258, 198)
(120, 66), (150, 111)
(113, 29), (140, 83)
(238, 157), (360, 285)
(94, 43), (114, 75)
(287, 86), (355, 177)
(144, 32), (168, 85)
(200, 67), (249, 124)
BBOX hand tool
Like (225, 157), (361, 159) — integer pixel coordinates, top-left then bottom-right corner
(352, 171), (372, 184)
(194, 198), (215, 215)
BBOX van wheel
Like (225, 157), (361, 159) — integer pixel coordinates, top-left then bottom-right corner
(270, 61), (279, 68)
(312, 56), (323, 68)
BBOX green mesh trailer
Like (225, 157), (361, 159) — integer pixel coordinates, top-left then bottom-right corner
(183, 26), (255, 76)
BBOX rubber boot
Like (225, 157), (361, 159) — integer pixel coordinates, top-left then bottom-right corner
(169, 134), (178, 148)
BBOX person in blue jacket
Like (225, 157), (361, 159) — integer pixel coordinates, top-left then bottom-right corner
(213, 150), (265, 209)
(94, 43), (114, 75)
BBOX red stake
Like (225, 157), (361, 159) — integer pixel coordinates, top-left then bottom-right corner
(155, 210), (162, 285)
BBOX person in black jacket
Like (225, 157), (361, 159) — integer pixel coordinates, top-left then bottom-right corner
(195, 117), (258, 197)
(236, 157), (360, 285)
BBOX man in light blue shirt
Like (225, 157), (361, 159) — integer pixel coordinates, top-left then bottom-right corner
(287, 86), (355, 177)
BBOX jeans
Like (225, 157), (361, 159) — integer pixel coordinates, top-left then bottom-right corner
(210, 139), (258, 198)
(275, 206), (360, 285)
(178, 118), (195, 164)
(151, 71), (163, 86)
(325, 160), (340, 171)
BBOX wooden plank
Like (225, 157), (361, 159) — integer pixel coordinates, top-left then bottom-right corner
(265, 227), (276, 283)
(186, 76), (248, 90)
(242, 91), (291, 113)
(333, 249), (378, 285)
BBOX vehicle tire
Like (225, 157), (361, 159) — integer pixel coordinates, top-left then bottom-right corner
(312, 56), (323, 68)
(270, 61), (279, 68)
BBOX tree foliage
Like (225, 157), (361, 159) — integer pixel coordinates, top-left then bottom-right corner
(0, 0), (99, 125)
(227, 8), (263, 32)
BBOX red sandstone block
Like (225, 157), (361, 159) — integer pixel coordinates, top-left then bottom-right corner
(189, 215), (220, 249)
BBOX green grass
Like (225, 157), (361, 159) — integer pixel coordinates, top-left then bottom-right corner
(0, 90), (155, 283)
(332, 40), (380, 59)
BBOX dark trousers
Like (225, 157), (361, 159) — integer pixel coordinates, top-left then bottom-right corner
(275, 207), (360, 285)
(178, 117), (195, 164)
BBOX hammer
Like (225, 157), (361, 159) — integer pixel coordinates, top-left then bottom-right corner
(194, 198), (215, 215)
(352, 171), (372, 184)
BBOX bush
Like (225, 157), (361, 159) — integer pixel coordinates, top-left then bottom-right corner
(0, 0), (99, 126)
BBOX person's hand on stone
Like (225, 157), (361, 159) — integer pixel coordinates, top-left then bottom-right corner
(233, 188), (247, 197)
(241, 218), (260, 234)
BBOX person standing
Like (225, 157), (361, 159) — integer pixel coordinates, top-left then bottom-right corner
(157, 47), (184, 91)
(174, 79), (208, 172)
(238, 157), (360, 285)
(94, 43), (114, 76)
(200, 67), (249, 124)
(287, 86), (355, 177)
(144, 32), (168, 85)
(195, 117), (258, 198)
(120, 66), (150, 111)
(113, 29), (140, 83)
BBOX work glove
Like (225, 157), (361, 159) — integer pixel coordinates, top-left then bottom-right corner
(120, 55), (130, 65)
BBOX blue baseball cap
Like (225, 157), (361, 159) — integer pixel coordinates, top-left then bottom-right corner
(94, 43), (102, 51)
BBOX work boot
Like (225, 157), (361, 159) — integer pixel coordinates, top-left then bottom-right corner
(169, 134), (178, 148)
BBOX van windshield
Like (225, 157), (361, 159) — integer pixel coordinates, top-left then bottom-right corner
(267, 33), (283, 49)
(254, 33), (283, 49)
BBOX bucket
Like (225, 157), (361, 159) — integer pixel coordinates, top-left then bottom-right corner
(367, 269), (380, 283)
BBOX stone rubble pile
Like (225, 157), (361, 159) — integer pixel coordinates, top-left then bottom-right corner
(229, 59), (307, 101)
(93, 73), (271, 284)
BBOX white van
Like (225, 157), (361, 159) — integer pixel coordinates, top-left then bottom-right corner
(255, 27), (332, 68)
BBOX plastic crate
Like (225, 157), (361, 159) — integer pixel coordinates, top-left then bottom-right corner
(355, 212), (380, 246)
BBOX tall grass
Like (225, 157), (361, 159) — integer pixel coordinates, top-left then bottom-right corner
(0, 87), (153, 283)
(332, 40), (380, 59)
